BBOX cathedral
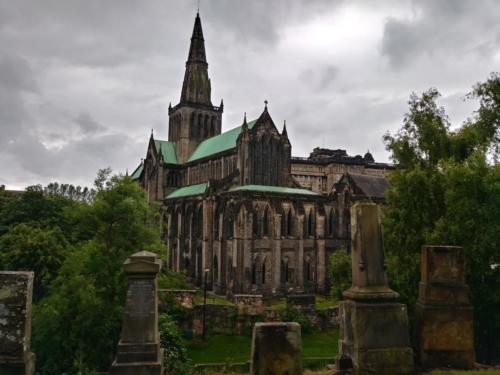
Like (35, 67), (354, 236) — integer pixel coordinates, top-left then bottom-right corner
(131, 13), (392, 296)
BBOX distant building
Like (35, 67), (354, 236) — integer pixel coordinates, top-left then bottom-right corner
(131, 13), (393, 296)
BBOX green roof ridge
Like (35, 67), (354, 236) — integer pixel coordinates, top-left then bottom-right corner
(130, 163), (143, 180)
(154, 140), (178, 164)
(188, 120), (257, 162)
(166, 182), (208, 199)
(228, 184), (319, 196)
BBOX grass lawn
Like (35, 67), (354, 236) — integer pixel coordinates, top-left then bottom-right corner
(303, 329), (339, 357)
(186, 329), (339, 364)
(265, 294), (338, 310)
(187, 334), (251, 364)
(315, 294), (338, 309)
(194, 291), (235, 306)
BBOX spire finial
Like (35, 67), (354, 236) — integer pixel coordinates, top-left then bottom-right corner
(244, 112), (247, 122)
(282, 120), (288, 136)
(264, 99), (268, 110)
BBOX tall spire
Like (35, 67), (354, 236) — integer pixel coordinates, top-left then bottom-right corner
(180, 13), (212, 105)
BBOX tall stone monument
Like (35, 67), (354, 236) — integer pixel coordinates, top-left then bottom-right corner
(110, 251), (164, 375)
(250, 322), (303, 375)
(336, 202), (413, 374)
(0, 271), (35, 375)
(416, 245), (475, 368)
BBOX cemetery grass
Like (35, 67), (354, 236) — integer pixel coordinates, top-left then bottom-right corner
(186, 329), (339, 364)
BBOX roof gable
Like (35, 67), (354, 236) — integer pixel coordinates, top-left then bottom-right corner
(130, 163), (143, 180)
(154, 140), (178, 164)
(346, 173), (390, 199)
(188, 120), (257, 162)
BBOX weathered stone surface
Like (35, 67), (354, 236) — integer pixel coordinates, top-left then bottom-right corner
(416, 245), (475, 369)
(0, 271), (35, 375)
(110, 251), (164, 375)
(232, 294), (264, 315)
(287, 294), (315, 310)
(250, 322), (302, 375)
(337, 202), (413, 375)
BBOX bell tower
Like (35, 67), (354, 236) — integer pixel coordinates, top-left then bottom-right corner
(168, 13), (223, 163)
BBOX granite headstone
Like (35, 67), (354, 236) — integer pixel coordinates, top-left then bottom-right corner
(110, 251), (164, 375)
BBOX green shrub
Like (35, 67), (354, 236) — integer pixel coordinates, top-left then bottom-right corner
(327, 249), (352, 300)
(282, 308), (314, 334)
(159, 313), (193, 375)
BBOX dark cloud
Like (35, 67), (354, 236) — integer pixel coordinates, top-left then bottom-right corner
(299, 65), (338, 90)
(74, 112), (106, 134)
(0, 0), (498, 188)
(381, 0), (500, 68)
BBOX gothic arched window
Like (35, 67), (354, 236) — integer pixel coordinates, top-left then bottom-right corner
(251, 259), (257, 285)
(213, 255), (219, 284)
(329, 209), (335, 237)
(263, 206), (270, 236)
(253, 209), (259, 237)
(261, 258), (266, 285)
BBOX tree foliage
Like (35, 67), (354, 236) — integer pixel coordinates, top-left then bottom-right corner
(327, 249), (352, 300)
(383, 73), (500, 362)
(31, 173), (165, 374)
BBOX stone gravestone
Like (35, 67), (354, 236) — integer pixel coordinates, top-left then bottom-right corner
(110, 251), (164, 375)
(0, 271), (35, 375)
(416, 245), (475, 369)
(336, 202), (413, 375)
(250, 322), (302, 375)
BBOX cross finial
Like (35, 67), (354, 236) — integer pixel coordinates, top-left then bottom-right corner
(264, 100), (268, 109)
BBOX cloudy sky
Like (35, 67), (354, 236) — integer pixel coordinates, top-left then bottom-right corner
(1, 0), (499, 189)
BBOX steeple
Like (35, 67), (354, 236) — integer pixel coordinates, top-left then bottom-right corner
(180, 13), (212, 105)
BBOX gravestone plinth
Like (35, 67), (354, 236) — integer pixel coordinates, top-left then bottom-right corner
(250, 322), (302, 375)
(110, 251), (164, 375)
(336, 203), (413, 375)
(287, 294), (315, 310)
(416, 245), (475, 369)
(0, 271), (35, 375)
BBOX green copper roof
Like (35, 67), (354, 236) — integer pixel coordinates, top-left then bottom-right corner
(188, 120), (257, 162)
(155, 140), (178, 164)
(130, 163), (143, 180)
(229, 185), (319, 196)
(166, 182), (208, 199)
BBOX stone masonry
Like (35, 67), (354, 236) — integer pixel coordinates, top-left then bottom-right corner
(416, 245), (475, 369)
(110, 251), (164, 375)
(0, 271), (35, 375)
(250, 322), (303, 375)
(337, 202), (413, 374)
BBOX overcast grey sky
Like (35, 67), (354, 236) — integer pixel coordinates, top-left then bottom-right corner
(1, 0), (499, 189)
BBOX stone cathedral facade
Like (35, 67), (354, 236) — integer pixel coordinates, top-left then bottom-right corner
(132, 13), (392, 297)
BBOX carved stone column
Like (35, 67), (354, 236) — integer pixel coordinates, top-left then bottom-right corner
(110, 251), (163, 375)
(316, 214), (326, 293)
(337, 202), (413, 375)
(273, 213), (282, 294)
(416, 245), (475, 369)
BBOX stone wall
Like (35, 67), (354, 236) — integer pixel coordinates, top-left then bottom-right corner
(158, 295), (339, 336)
(158, 289), (196, 308)
(0, 271), (35, 375)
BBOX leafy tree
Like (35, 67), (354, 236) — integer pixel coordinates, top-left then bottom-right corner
(327, 249), (352, 300)
(32, 174), (165, 374)
(383, 73), (500, 362)
(0, 223), (70, 301)
(159, 313), (193, 375)
(0, 185), (76, 235)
